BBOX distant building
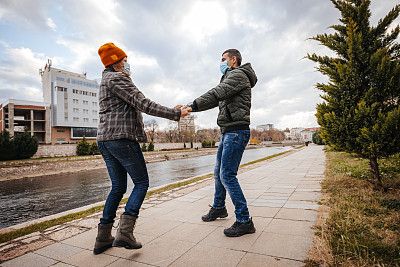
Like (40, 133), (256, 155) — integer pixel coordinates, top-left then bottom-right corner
(287, 127), (320, 142)
(0, 99), (51, 143)
(40, 60), (100, 144)
(178, 114), (195, 133)
(256, 123), (274, 131)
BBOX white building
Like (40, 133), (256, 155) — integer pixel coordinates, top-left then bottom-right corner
(256, 123), (274, 131)
(40, 60), (100, 143)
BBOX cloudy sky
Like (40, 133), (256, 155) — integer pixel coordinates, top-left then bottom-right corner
(0, 0), (399, 130)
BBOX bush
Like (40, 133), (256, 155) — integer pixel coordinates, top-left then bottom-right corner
(201, 140), (216, 148)
(312, 130), (325, 145)
(141, 143), (147, 152)
(0, 130), (18, 160)
(147, 142), (154, 151)
(14, 129), (38, 159)
(90, 141), (100, 155)
(76, 136), (91, 156)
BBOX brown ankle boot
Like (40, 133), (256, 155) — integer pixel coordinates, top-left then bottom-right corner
(93, 223), (114, 254)
(112, 214), (142, 249)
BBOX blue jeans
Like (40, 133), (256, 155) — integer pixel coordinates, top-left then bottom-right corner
(98, 139), (149, 224)
(213, 130), (250, 223)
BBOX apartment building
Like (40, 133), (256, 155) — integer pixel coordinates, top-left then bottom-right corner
(0, 99), (51, 143)
(40, 60), (100, 143)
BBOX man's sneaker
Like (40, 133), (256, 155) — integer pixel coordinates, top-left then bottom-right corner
(224, 218), (256, 237)
(201, 205), (228, 222)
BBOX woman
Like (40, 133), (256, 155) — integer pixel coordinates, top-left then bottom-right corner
(94, 43), (188, 254)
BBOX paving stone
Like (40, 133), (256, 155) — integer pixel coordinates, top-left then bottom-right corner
(63, 249), (118, 267)
(237, 252), (303, 267)
(134, 218), (182, 237)
(170, 244), (245, 267)
(264, 218), (315, 236)
(248, 206), (280, 218)
(127, 237), (195, 266)
(61, 228), (97, 250)
(1, 252), (57, 267)
(34, 242), (83, 261)
(160, 222), (217, 243)
(47, 226), (85, 241)
(275, 208), (318, 222)
(107, 258), (153, 267)
(249, 231), (314, 261)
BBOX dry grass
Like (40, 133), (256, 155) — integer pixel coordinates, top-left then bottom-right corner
(308, 149), (400, 266)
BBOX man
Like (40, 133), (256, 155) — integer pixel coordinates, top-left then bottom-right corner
(94, 43), (188, 254)
(184, 49), (257, 237)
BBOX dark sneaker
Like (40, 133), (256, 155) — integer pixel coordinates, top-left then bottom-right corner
(201, 205), (228, 222)
(224, 218), (256, 237)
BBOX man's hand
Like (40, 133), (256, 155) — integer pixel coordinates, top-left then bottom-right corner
(183, 105), (193, 112)
(174, 105), (183, 109)
(180, 106), (191, 118)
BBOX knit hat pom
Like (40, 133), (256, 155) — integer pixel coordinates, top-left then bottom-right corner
(98, 43), (127, 67)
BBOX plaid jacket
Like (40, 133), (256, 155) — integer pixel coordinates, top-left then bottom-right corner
(97, 68), (180, 142)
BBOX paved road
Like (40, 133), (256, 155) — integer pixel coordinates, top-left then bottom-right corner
(1, 145), (325, 266)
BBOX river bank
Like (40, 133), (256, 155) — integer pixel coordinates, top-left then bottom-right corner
(0, 148), (220, 182)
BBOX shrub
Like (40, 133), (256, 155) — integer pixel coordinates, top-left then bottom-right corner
(90, 141), (100, 155)
(147, 142), (154, 151)
(141, 143), (147, 152)
(0, 130), (17, 160)
(14, 129), (38, 159)
(312, 130), (325, 145)
(76, 136), (91, 155)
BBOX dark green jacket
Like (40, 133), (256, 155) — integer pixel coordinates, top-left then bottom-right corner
(191, 63), (257, 133)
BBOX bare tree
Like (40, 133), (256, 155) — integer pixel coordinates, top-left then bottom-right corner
(144, 119), (159, 142)
(164, 121), (178, 143)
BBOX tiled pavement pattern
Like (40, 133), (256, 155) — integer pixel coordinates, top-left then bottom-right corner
(1, 145), (325, 267)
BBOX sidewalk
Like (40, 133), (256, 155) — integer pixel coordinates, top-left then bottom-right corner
(1, 145), (325, 267)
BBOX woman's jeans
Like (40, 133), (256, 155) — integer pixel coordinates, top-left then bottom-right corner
(212, 130), (250, 223)
(98, 139), (149, 224)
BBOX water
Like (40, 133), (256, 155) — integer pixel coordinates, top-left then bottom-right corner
(0, 146), (292, 228)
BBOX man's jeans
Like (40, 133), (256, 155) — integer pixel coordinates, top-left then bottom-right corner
(213, 130), (250, 223)
(98, 139), (149, 225)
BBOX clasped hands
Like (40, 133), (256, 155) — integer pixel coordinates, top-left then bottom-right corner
(174, 105), (192, 118)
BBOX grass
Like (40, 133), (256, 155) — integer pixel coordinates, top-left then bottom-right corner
(0, 146), (299, 245)
(310, 149), (400, 266)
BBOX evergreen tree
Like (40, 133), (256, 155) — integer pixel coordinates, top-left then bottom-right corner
(148, 142), (154, 151)
(14, 129), (39, 159)
(141, 143), (147, 152)
(307, 0), (400, 187)
(90, 141), (100, 155)
(0, 130), (17, 160)
(312, 130), (325, 145)
(76, 136), (91, 155)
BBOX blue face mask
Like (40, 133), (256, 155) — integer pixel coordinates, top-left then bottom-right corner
(220, 61), (229, 75)
(123, 62), (131, 74)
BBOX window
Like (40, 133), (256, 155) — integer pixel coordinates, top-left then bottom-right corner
(56, 138), (66, 142)
(56, 77), (65, 82)
(71, 127), (98, 138)
(91, 93), (97, 97)
(73, 117), (79, 122)
(92, 110), (97, 115)
(93, 119), (98, 123)
(92, 102), (97, 106)
(64, 117), (68, 121)
(83, 109), (88, 114)
(73, 108), (79, 113)
(83, 118), (89, 122)
(57, 130), (65, 133)
(73, 99), (79, 104)
(83, 100), (88, 105)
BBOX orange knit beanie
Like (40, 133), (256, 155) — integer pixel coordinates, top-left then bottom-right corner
(98, 43), (127, 67)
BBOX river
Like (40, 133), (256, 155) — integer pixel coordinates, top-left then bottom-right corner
(0, 146), (293, 229)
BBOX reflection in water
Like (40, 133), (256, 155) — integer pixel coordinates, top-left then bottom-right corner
(0, 146), (292, 228)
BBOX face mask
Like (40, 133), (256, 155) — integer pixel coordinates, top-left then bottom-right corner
(123, 62), (131, 74)
(220, 61), (229, 75)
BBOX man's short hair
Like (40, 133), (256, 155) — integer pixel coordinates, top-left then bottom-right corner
(222, 49), (242, 66)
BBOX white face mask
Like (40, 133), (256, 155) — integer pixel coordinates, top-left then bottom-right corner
(123, 62), (131, 75)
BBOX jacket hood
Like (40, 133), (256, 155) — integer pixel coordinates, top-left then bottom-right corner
(237, 63), (257, 88)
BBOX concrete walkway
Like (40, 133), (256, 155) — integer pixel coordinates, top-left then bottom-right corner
(1, 145), (325, 267)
